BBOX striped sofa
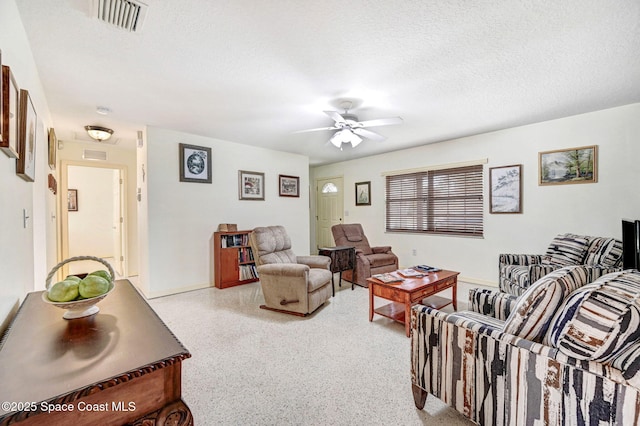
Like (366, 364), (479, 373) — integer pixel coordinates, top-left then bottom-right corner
(411, 268), (640, 425)
(499, 233), (623, 296)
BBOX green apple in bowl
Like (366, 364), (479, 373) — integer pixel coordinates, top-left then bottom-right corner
(48, 280), (80, 302)
(79, 275), (110, 299)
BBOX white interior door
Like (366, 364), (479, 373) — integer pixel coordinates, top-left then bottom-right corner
(316, 176), (344, 250)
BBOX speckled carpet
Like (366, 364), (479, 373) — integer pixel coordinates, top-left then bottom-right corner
(148, 279), (476, 425)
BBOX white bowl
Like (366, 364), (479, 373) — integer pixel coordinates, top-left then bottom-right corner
(42, 281), (115, 319)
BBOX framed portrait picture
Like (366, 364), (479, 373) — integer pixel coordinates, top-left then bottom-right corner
(279, 174), (299, 197)
(239, 170), (265, 200)
(355, 181), (371, 206)
(179, 143), (212, 183)
(48, 128), (57, 170)
(68, 189), (78, 212)
(1, 65), (20, 159)
(48, 173), (57, 194)
(539, 145), (597, 186)
(16, 89), (36, 182)
(489, 164), (522, 214)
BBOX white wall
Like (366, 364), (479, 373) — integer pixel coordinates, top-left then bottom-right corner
(67, 166), (117, 259)
(140, 126), (311, 298)
(311, 104), (640, 286)
(0, 0), (54, 306)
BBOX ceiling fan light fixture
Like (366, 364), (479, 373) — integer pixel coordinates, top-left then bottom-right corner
(330, 129), (362, 149)
(84, 125), (113, 142)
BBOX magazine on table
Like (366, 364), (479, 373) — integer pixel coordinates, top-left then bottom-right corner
(412, 265), (441, 273)
(371, 273), (404, 284)
(397, 268), (425, 278)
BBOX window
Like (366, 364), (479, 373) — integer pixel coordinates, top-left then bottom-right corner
(321, 182), (338, 193)
(385, 165), (483, 236)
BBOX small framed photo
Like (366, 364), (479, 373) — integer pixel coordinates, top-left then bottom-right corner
(16, 89), (37, 182)
(355, 181), (371, 206)
(48, 128), (57, 170)
(68, 189), (78, 212)
(489, 164), (522, 214)
(1, 65), (20, 159)
(279, 174), (300, 197)
(539, 145), (597, 186)
(179, 143), (212, 183)
(239, 170), (265, 200)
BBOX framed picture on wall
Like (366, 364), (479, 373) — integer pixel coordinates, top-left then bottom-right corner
(68, 189), (78, 212)
(1, 65), (20, 159)
(489, 164), (522, 214)
(279, 174), (299, 197)
(48, 128), (57, 170)
(239, 170), (265, 200)
(179, 143), (212, 183)
(539, 145), (597, 185)
(16, 89), (37, 182)
(355, 181), (371, 206)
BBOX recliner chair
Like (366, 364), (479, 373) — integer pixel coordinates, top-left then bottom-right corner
(250, 225), (332, 316)
(331, 223), (398, 288)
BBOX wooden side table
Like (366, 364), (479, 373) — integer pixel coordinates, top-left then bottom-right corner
(318, 246), (356, 295)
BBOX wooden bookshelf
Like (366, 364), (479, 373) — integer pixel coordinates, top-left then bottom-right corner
(213, 230), (259, 289)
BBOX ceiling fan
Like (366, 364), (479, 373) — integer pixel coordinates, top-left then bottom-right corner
(295, 101), (403, 149)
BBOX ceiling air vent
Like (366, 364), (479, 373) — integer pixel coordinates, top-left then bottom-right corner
(93, 0), (148, 32)
(83, 149), (108, 161)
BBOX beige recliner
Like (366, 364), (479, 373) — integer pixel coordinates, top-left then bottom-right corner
(250, 225), (333, 316)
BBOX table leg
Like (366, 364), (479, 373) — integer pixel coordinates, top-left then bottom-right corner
(351, 268), (355, 290)
(452, 279), (457, 310)
(331, 274), (335, 297)
(405, 301), (411, 337)
(338, 271), (343, 287)
(369, 284), (374, 322)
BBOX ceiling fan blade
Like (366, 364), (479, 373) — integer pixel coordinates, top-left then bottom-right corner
(324, 110), (346, 124)
(292, 126), (338, 134)
(357, 117), (403, 128)
(352, 128), (386, 141)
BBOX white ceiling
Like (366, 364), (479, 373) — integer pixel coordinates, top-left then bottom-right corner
(15, 0), (640, 166)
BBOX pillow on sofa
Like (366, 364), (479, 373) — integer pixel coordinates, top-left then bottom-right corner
(542, 234), (589, 266)
(502, 265), (590, 342)
(584, 237), (623, 267)
(545, 270), (640, 361)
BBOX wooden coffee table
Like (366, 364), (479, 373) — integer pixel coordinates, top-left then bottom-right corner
(367, 269), (459, 337)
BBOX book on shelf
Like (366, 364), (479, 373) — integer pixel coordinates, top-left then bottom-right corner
(397, 268), (425, 278)
(371, 273), (404, 284)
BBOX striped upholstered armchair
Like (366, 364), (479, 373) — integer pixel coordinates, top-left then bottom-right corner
(499, 233), (623, 296)
(411, 267), (640, 425)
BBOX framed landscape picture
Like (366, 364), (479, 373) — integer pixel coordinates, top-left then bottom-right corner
(279, 174), (299, 197)
(16, 89), (37, 182)
(489, 164), (522, 213)
(239, 170), (265, 200)
(179, 143), (212, 183)
(1, 65), (20, 159)
(539, 145), (597, 186)
(355, 181), (371, 206)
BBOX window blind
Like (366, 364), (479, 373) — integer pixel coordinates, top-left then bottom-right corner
(385, 164), (483, 236)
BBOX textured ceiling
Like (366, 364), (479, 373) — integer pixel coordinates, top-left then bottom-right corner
(15, 0), (640, 165)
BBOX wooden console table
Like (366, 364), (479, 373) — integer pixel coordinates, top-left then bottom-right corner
(318, 246), (356, 295)
(0, 279), (192, 426)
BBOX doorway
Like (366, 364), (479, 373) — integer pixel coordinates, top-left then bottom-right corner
(60, 161), (127, 279)
(315, 176), (344, 250)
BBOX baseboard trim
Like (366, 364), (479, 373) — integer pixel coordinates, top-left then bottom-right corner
(143, 283), (213, 299)
(458, 276), (498, 288)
